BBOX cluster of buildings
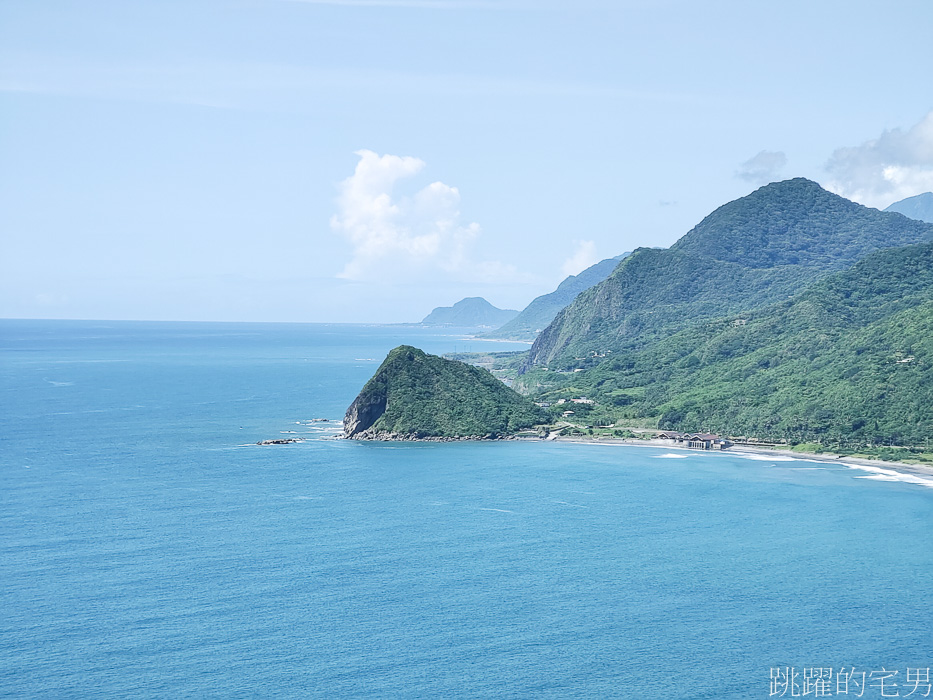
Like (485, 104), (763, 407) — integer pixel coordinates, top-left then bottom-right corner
(535, 397), (594, 409)
(657, 431), (731, 450)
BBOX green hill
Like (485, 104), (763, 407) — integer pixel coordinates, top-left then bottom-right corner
(421, 297), (518, 328)
(483, 254), (629, 341)
(535, 241), (933, 448)
(344, 346), (545, 439)
(525, 179), (933, 370)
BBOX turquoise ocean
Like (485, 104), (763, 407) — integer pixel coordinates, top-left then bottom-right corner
(1, 320), (931, 698)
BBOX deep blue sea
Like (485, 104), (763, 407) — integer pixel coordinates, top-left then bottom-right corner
(1, 320), (931, 698)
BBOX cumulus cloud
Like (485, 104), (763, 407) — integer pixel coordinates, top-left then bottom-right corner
(825, 111), (933, 208)
(331, 149), (519, 283)
(561, 240), (598, 277)
(736, 150), (787, 184)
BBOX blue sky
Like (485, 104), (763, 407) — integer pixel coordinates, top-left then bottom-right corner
(2, 0), (932, 322)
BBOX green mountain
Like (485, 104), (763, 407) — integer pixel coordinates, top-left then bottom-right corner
(484, 254), (630, 341)
(566, 241), (933, 447)
(524, 179), (933, 370)
(344, 345), (545, 439)
(421, 297), (518, 328)
(885, 192), (933, 223)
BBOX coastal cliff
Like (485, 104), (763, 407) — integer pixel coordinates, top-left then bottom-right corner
(344, 345), (545, 439)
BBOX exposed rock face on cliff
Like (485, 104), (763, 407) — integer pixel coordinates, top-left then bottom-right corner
(344, 345), (545, 440)
(344, 386), (387, 437)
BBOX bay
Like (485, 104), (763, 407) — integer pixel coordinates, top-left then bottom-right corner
(1, 320), (930, 698)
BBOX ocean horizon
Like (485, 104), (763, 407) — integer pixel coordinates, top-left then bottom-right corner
(2, 319), (930, 698)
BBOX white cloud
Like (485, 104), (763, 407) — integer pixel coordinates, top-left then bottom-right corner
(561, 240), (598, 277)
(825, 111), (933, 208)
(736, 150), (787, 184)
(331, 149), (519, 283)
(0, 48), (695, 110)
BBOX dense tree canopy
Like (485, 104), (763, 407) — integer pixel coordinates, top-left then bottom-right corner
(345, 346), (545, 438)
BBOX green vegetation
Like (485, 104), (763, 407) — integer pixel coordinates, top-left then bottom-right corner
(525, 179), (933, 370)
(344, 346), (546, 438)
(346, 182), (933, 460)
(483, 254), (628, 341)
(791, 443), (824, 454)
(517, 241), (933, 452)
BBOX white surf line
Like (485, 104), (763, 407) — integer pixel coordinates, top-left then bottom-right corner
(738, 454), (800, 461)
(572, 443), (933, 488)
(841, 463), (933, 489)
(722, 449), (933, 487)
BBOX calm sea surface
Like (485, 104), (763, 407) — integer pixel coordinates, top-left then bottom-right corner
(1, 320), (931, 698)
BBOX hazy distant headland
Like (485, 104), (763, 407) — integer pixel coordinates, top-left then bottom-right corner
(419, 297), (519, 329)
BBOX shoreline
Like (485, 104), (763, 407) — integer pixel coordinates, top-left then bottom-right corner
(334, 424), (933, 488)
(529, 435), (933, 483)
(337, 428), (933, 487)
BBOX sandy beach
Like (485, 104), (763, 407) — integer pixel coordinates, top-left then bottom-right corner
(536, 435), (933, 487)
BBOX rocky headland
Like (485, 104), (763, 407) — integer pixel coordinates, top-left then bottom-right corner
(344, 345), (545, 440)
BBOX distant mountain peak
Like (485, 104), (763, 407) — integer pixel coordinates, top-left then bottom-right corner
(421, 297), (519, 329)
(670, 177), (894, 268)
(885, 192), (933, 223)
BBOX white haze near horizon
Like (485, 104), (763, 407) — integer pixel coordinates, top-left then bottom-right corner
(1, 0), (932, 323)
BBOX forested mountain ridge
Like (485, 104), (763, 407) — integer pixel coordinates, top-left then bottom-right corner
(524, 179), (933, 370)
(484, 253), (629, 341)
(527, 241), (933, 447)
